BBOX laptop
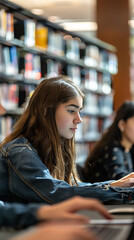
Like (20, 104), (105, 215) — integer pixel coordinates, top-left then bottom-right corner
(78, 206), (134, 240)
(86, 219), (134, 240)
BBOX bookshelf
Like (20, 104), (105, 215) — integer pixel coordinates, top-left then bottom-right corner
(0, 0), (118, 165)
(130, 28), (134, 100)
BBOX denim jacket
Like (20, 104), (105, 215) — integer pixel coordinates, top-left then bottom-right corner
(0, 137), (134, 205)
(0, 200), (42, 229)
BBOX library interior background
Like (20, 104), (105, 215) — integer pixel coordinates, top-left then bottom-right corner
(0, 0), (134, 165)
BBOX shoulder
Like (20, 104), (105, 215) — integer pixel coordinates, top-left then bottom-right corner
(2, 137), (38, 161)
(3, 137), (35, 152)
(103, 141), (123, 157)
(105, 140), (121, 150)
(2, 137), (45, 168)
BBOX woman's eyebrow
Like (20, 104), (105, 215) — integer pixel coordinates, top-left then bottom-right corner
(66, 104), (82, 110)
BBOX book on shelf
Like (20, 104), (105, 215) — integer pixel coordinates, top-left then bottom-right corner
(82, 116), (100, 140)
(24, 53), (33, 79)
(65, 38), (80, 60)
(2, 46), (13, 75)
(0, 10), (14, 40)
(67, 65), (81, 86)
(0, 9), (6, 38)
(75, 123), (83, 141)
(75, 143), (89, 165)
(0, 83), (19, 111)
(108, 52), (118, 74)
(10, 46), (19, 75)
(24, 19), (36, 47)
(0, 83), (33, 112)
(102, 73), (112, 94)
(6, 12), (14, 41)
(48, 31), (64, 56)
(83, 93), (99, 115)
(33, 55), (41, 80)
(8, 84), (19, 110)
(35, 24), (48, 50)
(84, 45), (100, 67)
(0, 44), (4, 72)
(97, 72), (112, 94)
(0, 117), (6, 141)
(98, 95), (113, 116)
(47, 59), (62, 77)
(99, 49), (109, 71)
(84, 69), (98, 91)
(2, 46), (18, 75)
(25, 53), (41, 80)
(0, 116), (14, 142)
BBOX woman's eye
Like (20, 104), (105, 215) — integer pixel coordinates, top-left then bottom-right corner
(68, 110), (75, 113)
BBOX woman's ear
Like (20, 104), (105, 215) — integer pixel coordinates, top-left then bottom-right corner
(118, 119), (125, 132)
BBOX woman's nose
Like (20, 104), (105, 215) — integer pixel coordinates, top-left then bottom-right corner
(74, 113), (82, 124)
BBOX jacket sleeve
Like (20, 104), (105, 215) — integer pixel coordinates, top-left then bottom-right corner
(6, 145), (134, 205)
(0, 201), (42, 229)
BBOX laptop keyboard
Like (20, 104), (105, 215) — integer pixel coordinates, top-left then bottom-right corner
(90, 226), (123, 239)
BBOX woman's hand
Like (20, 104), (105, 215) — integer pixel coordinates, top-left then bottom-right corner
(11, 222), (98, 240)
(37, 196), (113, 224)
(110, 172), (134, 187)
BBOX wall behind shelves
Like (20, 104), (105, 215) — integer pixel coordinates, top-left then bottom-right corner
(97, 0), (131, 111)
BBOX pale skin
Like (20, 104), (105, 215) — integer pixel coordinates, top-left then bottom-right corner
(36, 196), (113, 223)
(55, 96), (83, 139)
(55, 95), (134, 188)
(10, 223), (98, 240)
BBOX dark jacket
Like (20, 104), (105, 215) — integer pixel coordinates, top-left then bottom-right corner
(85, 140), (134, 183)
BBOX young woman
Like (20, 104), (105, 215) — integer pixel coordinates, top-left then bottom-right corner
(0, 76), (134, 205)
(84, 101), (134, 183)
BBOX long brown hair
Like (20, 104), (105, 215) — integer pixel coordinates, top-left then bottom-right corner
(0, 76), (84, 185)
(84, 100), (134, 173)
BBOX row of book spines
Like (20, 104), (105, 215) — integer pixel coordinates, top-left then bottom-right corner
(83, 94), (113, 115)
(23, 19), (118, 73)
(0, 83), (34, 110)
(0, 45), (41, 79)
(0, 45), (112, 90)
(0, 9), (117, 74)
(23, 21), (118, 74)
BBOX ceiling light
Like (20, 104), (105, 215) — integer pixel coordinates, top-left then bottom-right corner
(60, 22), (97, 31)
(48, 16), (60, 22)
(31, 9), (44, 15)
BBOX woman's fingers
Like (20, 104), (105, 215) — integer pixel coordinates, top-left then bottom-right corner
(59, 197), (113, 219)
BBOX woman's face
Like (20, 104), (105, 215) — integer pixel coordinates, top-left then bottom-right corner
(121, 116), (134, 144)
(55, 95), (83, 139)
